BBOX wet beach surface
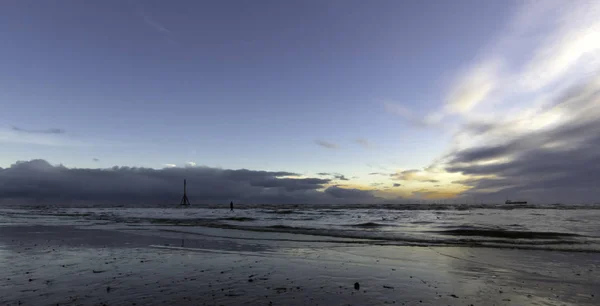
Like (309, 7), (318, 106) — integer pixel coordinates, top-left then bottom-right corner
(1, 224), (598, 306)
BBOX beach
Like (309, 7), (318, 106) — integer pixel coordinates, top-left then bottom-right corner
(0, 207), (599, 305)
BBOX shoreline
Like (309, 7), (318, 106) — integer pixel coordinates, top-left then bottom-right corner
(1, 224), (598, 305)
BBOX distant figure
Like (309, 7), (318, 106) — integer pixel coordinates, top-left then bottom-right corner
(230, 201), (234, 211)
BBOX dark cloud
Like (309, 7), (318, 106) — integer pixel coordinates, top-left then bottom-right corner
(445, 77), (600, 204)
(0, 159), (386, 206)
(317, 172), (330, 176)
(449, 145), (514, 164)
(314, 140), (339, 149)
(93, 158), (100, 162)
(324, 186), (376, 201)
(393, 183), (401, 187)
(249, 177), (330, 191)
(11, 126), (66, 135)
(333, 174), (349, 181)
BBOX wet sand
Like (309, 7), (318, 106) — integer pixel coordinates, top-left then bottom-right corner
(0, 225), (598, 306)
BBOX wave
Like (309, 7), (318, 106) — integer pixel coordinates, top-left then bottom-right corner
(436, 229), (581, 239)
(347, 222), (389, 228)
(411, 221), (435, 225)
(154, 223), (600, 253)
(5, 207), (598, 253)
(262, 209), (299, 215)
(220, 217), (255, 222)
(268, 225), (293, 229)
(151, 220), (593, 244)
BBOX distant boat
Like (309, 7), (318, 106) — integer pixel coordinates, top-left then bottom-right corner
(505, 200), (527, 204)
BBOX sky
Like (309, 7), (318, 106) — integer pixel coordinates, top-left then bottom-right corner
(1, 0), (600, 205)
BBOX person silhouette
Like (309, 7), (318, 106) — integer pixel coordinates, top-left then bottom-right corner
(230, 201), (234, 211)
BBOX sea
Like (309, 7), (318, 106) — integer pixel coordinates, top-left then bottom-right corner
(1, 203), (599, 252)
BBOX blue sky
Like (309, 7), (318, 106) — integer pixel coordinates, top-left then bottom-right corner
(2, 1), (600, 203)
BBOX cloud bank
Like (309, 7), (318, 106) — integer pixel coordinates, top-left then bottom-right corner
(0, 160), (385, 206)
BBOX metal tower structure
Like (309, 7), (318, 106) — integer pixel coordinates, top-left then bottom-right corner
(179, 179), (191, 206)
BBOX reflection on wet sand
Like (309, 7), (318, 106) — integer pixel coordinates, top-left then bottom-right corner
(0, 225), (597, 305)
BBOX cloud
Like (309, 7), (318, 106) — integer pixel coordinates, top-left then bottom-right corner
(93, 158), (100, 162)
(366, 164), (390, 171)
(0, 159), (388, 206)
(390, 169), (439, 183)
(517, 2), (600, 91)
(314, 140), (339, 149)
(445, 60), (501, 114)
(392, 1), (600, 129)
(131, 0), (179, 46)
(383, 102), (442, 127)
(11, 126), (66, 135)
(410, 189), (457, 200)
(316, 172), (349, 181)
(444, 76), (600, 203)
(448, 145), (514, 164)
(377, 1), (600, 204)
(355, 138), (370, 148)
(131, 0), (171, 34)
(333, 174), (349, 181)
(141, 13), (171, 34)
(185, 161), (197, 167)
(392, 183), (401, 187)
(164, 164), (177, 168)
(0, 126), (86, 146)
(324, 186), (377, 201)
